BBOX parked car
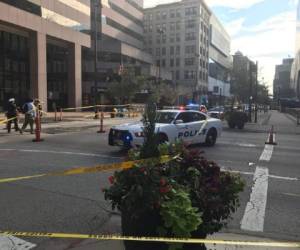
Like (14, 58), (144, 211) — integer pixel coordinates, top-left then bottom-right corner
(208, 106), (225, 120)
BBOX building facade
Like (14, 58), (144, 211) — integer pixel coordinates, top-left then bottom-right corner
(208, 13), (232, 106)
(290, 0), (300, 98)
(273, 58), (294, 101)
(232, 51), (256, 103)
(143, 0), (211, 104)
(0, 0), (91, 111)
(82, 0), (170, 106)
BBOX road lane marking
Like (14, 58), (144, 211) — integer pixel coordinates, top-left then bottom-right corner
(221, 167), (299, 182)
(259, 144), (274, 161)
(0, 235), (36, 249)
(282, 193), (300, 198)
(241, 166), (269, 232)
(219, 142), (259, 148)
(0, 148), (122, 159)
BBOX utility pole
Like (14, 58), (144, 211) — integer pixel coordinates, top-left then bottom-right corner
(254, 61), (258, 123)
(194, 53), (200, 103)
(248, 62), (253, 122)
(93, 0), (99, 107)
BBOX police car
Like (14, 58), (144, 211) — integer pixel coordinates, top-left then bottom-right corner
(108, 109), (222, 148)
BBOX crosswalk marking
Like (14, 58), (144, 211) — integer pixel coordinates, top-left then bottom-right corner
(259, 144), (274, 161)
(0, 235), (36, 249)
(241, 166), (269, 232)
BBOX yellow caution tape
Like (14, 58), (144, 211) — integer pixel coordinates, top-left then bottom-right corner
(0, 117), (17, 125)
(0, 231), (299, 248)
(62, 105), (96, 111)
(0, 155), (174, 184)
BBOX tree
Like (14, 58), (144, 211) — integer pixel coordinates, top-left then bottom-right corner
(105, 67), (140, 104)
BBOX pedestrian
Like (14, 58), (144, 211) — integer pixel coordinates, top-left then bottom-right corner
(5, 98), (20, 133)
(19, 99), (36, 134)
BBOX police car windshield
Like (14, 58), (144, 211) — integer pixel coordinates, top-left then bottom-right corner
(156, 112), (177, 124)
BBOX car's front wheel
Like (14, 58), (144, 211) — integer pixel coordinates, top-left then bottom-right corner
(205, 128), (217, 146)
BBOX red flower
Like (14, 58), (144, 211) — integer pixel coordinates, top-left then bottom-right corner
(108, 176), (115, 184)
(160, 178), (167, 186)
(159, 185), (171, 194)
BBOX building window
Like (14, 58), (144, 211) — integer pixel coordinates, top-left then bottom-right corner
(162, 59), (166, 67)
(185, 58), (195, 66)
(156, 48), (160, 56)
(162, 47), (166, 55)
(170, 35), (175, 43)
(170, 46), (174, 55)
(185, 45), (196, 54)
(185, 32), (196, 41)
(162, 11), (167, 19)
(162, 34), (166, 44)
(156, 11), (160, 20)
(149, 14), (153, 20)
(176, 45), (180, 55)
(176, 70), (180, 80)
(186, 19), (196, 29)
(185, 7), (197, 16)
(184, 70), (196, 79)
(149, 25), (153, 32)
(156, 24), (161, 32)
(176, 9), (181, 17)
(170, 22), (175, 31)
(213, 86), (219, 93)
(170, 9), (175, 18)
(148, 48), (152, 55)
(162, 23), (166, 32)
(176, 58), (180, 66)
(170, 59), (174, 67)
(156, 36), (161, 44)
(156, 60), (160, 66)
(176, 33), (180, 42)
(176, 21), (181, 30)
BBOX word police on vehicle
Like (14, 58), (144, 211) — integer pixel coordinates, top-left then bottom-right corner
(109, 109), (222, 148)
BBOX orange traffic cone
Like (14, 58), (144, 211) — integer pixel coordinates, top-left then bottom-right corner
(265, 125), (277, 145)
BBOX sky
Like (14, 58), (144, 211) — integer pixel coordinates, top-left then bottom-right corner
(144, 0), (298, 93)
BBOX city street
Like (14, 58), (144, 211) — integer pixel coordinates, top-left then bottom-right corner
(0, 110), (299, 249)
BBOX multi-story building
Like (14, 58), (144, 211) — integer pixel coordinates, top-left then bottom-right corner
(0, 0), (91, 111)
(273, 58), (294, 101)
(232, 51), (256, 103)
(290, 0), (300, 98)
(143, 0), (211, 104)
(82, 0), (170, 106)
(208, 13), (232, 106)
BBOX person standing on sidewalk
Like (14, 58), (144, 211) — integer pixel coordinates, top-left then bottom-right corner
(19, 99), (36, 134)
(5, 98), (20, 133)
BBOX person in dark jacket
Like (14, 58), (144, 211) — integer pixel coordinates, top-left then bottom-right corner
(5, 98), (19, 133)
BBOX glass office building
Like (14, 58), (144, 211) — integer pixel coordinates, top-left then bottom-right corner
(0, 0), (91, 111)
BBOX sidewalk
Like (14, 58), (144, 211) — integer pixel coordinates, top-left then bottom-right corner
(232, 110), (300, 135)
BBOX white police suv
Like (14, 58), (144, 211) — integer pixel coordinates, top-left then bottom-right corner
(108, 109), (222, 148)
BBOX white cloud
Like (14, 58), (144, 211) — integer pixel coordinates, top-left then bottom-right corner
(225, 18), (245, 37)
(229, 10), (296, 92)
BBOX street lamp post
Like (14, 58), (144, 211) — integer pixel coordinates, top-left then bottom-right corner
(254, 61), (258, 123)
(248, 62), (254, 122)
(157, 28), (165, 85)
(93, 0), (99, 108)
(194, 53), (200, 103)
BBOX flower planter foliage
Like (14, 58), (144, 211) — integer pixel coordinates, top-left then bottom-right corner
(103, 102), (245, 250)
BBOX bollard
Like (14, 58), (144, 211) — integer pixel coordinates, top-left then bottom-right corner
(33, 111), (44, 142)
(97, 111), (105, 133)
(54, 108), (57, 122)
(59, 108), (63, 121)
(94, 108), (99, 119)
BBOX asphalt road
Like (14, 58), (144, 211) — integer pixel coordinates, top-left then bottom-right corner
(0, 111), (299, 249)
